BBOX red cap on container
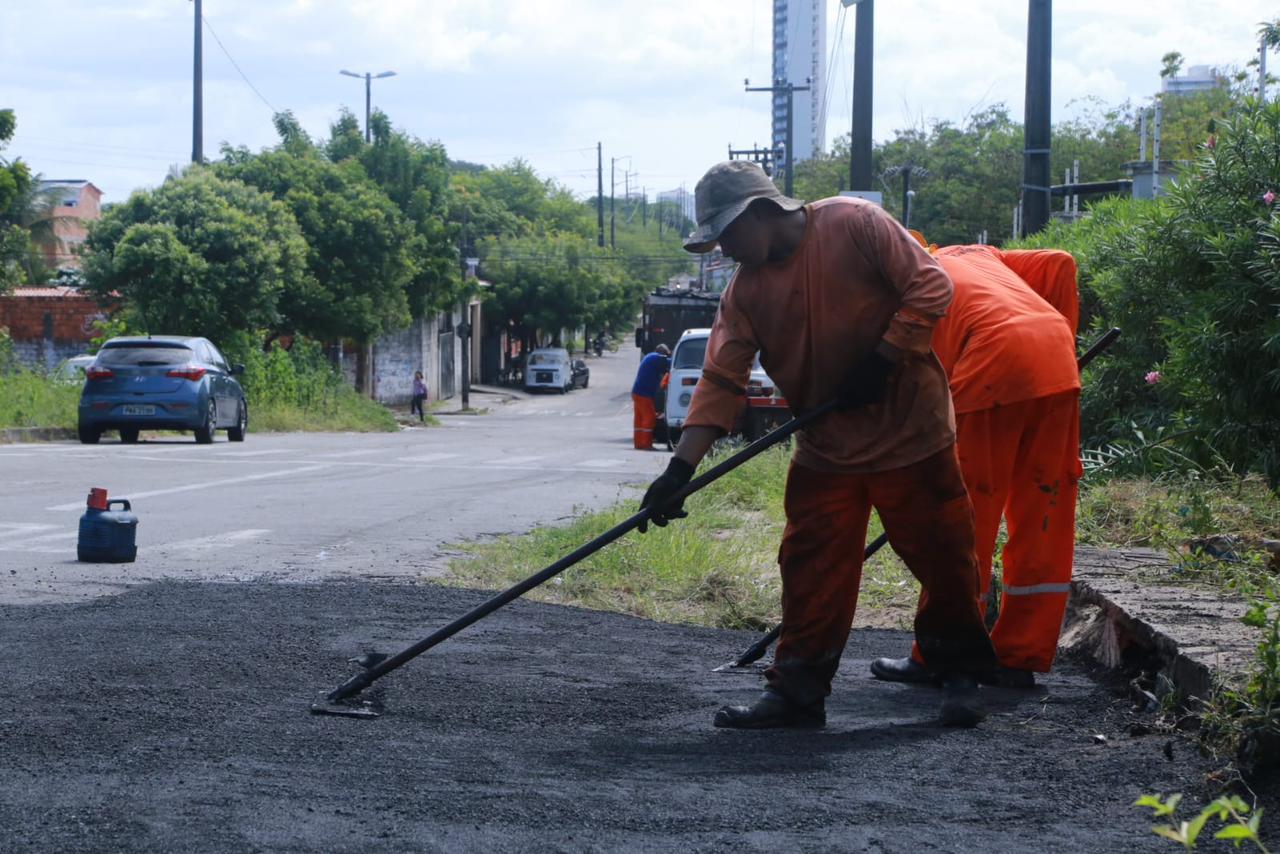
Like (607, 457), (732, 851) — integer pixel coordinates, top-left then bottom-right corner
(87, 488), (108, 511)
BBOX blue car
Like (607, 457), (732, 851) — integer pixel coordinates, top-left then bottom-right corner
(78, 336), (248, 445)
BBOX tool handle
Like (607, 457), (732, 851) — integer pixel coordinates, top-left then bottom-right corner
(327, 397), (842, 702)
(1078, 327), (1121, 371)
(730, 531), (889, 668)
(108, 499), (132, 512)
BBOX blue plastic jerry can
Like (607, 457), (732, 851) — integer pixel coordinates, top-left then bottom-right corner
(77, 487), (138, 563)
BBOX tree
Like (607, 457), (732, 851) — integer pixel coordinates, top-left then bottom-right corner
(218, 112), (415, 343)
(332, 109), (464, 318)
(82, 169), (310, 342)
(0, 109), (34, 291)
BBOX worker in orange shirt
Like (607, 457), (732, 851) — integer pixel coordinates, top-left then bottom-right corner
(871, 244), (1082, 689)
(638, 161), (996, 729)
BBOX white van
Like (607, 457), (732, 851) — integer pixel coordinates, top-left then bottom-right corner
(524, 348), (573, 394)
(661, 329), (785, 447)
(662, 328), (710, 444)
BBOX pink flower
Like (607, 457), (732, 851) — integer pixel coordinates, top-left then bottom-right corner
(1265, 190), (1278, 205)
(1206, 136), (1216, 149)
(1145, 371), (1162, 385)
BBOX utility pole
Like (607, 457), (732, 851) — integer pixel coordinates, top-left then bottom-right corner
(728, 144), (777, 176)
(746, 78), (810, 197)
(1021, 0), (1052, 236)
(641, 186), (647, 227)
(192, 0), (203, 164)
(596, 143), (605, 248)
(848, 0), (874, 191)
(339, 69), (397, 143)
(610, 157), (616, 250)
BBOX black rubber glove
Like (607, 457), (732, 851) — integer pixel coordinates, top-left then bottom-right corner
(838, 349), (895, 409)
(639, 457), (695, 533)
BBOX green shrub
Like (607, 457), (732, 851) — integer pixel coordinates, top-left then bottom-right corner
(1017, 98), (1280, 482)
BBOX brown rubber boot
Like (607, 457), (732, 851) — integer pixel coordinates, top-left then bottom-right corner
(870, 656), (939, 684)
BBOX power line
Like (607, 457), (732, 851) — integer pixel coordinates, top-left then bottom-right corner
(201, 13), (278, 114)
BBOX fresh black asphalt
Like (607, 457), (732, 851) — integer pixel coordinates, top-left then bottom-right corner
(0, 580), (1236, 852)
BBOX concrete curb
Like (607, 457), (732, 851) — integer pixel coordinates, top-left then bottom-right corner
(1062, 546), (1260, 701)
(0, 427), (77, 443)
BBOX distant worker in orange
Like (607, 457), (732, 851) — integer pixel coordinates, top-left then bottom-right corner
(871, 244), (1082, 688)
(631, 344), (671, 450)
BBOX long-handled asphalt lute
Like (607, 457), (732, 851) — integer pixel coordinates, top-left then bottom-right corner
(310, 393), (845, 718)
(713, 326), (1122, 673)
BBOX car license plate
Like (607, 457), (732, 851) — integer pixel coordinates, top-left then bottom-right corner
(536, 371), (553, 383)
(120, 405), (155, 416)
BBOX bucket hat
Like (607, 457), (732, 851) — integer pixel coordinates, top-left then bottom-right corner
(683, 161), (804, 254)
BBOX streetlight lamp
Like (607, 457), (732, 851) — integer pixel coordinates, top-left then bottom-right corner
(339, 69), (397, 143)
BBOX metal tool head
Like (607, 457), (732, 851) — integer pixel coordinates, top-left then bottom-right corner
(310, 695), (383, 719)
(712, 660), (769, 674)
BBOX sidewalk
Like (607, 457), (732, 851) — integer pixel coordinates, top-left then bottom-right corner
(1063, 546), (1261, 701)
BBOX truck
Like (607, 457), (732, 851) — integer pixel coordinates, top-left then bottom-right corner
(634, 288), (721, 355)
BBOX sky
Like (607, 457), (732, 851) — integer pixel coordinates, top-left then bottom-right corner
(2, 0), (1275, 206)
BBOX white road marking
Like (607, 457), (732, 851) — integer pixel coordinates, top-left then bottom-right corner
(315, 449), (383, 459)
(158, 528), (270, 553)
(215, 449), (290, 457)
(480, 455), (544, 466)
(45, 465), (332, 511)
(400, 452), (461, 464)
(0, 523), (60, 541)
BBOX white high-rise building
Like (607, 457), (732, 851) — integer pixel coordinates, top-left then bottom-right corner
(772, 0), (827, 167)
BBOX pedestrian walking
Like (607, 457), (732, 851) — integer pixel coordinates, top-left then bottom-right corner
(871, 244), (1082, 689)
(631, 344), (671, 450)
(640, 160), (996, 729)
(410, 370), (428, 422)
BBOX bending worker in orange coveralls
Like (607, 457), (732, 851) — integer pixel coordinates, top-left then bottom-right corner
(871, 244), (1082, 689)
(638, 161), (997, 729)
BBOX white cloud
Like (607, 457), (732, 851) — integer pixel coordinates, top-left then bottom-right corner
(3, 0), (1277, 204)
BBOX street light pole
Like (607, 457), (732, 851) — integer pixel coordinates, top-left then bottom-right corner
(192, 0), (203, 164)
(844, 0), (874, 191)
(340, 69), (397, 143)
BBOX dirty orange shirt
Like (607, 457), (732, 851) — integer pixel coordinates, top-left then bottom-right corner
(684, 197), (956, 473)
(931, 245), (1080, 415)
(994, 249), (1080, 334)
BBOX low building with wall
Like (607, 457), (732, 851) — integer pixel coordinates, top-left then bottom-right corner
(0, 287), (111, 370)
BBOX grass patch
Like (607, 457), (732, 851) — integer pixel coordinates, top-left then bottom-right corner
(249, 391), (399, 433)
(446, 443), (915, 630)
(0, 371), (79, 429)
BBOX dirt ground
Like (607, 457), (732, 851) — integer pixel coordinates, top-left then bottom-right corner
(0, 580), (1258, 852)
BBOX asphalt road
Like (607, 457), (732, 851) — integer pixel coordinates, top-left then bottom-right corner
(0, 347), (669, 605)
(0, 582), (1232, 852)
(0, 346), (1255, 851)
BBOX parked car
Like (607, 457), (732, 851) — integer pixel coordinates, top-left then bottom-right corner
(52, 354), (95, 386)
(570, 359), (590, 389)
(660, 329), (786, 447)
(524, 348), (574, 394)
(77, 336), (248, 445)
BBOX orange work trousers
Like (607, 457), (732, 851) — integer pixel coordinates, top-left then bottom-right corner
(632, 394), (657, 450)
(910, 390), (1082, 672)
(768, 446), (997, 705)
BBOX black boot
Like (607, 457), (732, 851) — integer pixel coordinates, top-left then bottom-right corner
(870, 656), (939, 684)
(713, 689), (826, 730)
(939, 673), (986, 727)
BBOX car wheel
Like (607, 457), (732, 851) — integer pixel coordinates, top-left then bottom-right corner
(582, 377), (589, 389)
(77, 424), (100, 445)
(119, 428), (140, 444)
(194, 400), (217, 444)
(227, 400), (248, 442)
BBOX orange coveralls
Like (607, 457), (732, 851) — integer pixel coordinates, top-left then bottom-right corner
(914, 245), (1083, 673)
(684, 198), (997, 705)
